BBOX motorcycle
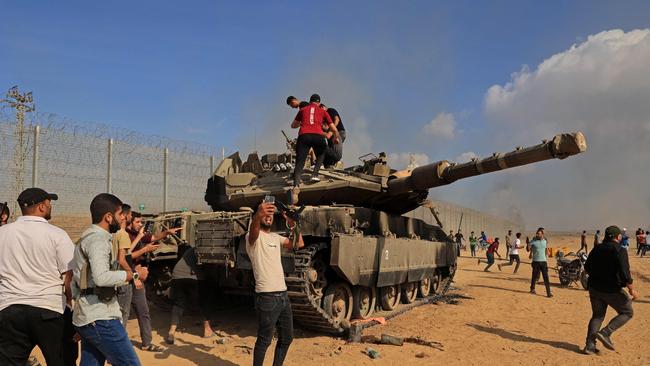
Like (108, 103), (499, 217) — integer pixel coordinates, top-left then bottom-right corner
(556, 251), (589, 290)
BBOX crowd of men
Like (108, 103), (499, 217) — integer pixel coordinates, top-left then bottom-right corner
(0, 187), (302, 366)
(0, 188), (190, 365)
(465, 225), (639, 355)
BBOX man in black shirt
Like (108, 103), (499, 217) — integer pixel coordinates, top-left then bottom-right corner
(286, 96), (309, 110)
(583, 225), (637, 355)
(319, 104), (346, 167)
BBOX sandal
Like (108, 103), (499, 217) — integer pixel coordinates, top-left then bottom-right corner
(142, 344), (165, 352)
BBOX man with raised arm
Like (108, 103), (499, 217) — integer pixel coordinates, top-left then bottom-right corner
(246, 201), (304, 366)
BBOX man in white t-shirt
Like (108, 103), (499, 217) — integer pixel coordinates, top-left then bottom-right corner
(0, 188), (75, 366)
(246, 201), (304, 366)
(499, 232), (523, 273)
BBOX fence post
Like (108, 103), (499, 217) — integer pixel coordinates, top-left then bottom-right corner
(107, 138), (113, 193)
(32, 125), (40, 187)
(163, 148), (169, 212)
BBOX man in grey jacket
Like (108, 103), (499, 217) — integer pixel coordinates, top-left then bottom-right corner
(71, 193), (148, 366)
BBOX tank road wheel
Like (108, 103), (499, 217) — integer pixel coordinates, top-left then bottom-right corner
(308, 258), (328, 302)
(418, 277), (431, 298)
(323, 282), (353, 326)
(431, 271), (442, 294)
(352, 286), (376, 319)
(379, 284), (401, 311)
(401, 281), (418, 304)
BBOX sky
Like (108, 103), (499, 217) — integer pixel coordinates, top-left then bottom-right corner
(2, 1), (650, 230)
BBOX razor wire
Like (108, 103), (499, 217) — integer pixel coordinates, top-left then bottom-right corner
(0, 107), (219, 217)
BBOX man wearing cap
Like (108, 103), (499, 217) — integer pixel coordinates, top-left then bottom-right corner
(290, 93), (340, 188)
(583, 225), (637, 355)
(0, 188), (75, 366)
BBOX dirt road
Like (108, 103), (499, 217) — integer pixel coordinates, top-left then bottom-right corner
(35, 235), (650, 365)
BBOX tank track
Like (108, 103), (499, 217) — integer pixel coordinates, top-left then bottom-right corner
(286, 244), (456, 335)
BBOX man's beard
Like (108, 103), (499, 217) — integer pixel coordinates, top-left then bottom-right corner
(109, 217), (121, 233)
(44, 207), (52, 221)
(260, 222), (272, 230)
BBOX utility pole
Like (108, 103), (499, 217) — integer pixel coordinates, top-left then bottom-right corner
(1, 86), (35, 217)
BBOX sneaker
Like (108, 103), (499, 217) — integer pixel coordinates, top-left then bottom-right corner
(547, 293), (553, 298)
(530, 289), (536, 294)
(582, 346), (600, 355)
(596, 331), (615, 351)
(165, 334), (175, 345)
(142, 344), (165, 352)
(310, 175), (320, 183)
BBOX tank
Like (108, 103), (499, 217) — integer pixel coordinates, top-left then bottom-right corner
(165, 131), (586, 334)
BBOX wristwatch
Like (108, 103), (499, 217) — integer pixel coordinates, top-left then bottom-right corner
(132, 272), (140, 282)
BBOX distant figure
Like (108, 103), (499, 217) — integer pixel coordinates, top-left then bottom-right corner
(505, 230), (512, 258)
(583, 225), (637, 355)
(635, 229), (642, 252)
(478, 237), (501, 271)
(529, 227), (552, 297)
(577, 230), (588, 254)
(455, 230), (464, 256)
(0, 202), (9, 226)
(641, 231), (650, 258)
(620, 228), (629, 249)
(499, 233), (523, 273)
(469, 231), (478, 257)
(594, 230), (601, 246)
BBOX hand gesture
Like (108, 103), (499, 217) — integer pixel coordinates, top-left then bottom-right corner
(256, 202), (275, 220)
(629, 288), (639, 301)
(145, 243), (160, 253)
(167, 227), (182, 236)
(332, 136), (340, 144)
(137, 226), (145, 238)
(135, 264), (149, 281)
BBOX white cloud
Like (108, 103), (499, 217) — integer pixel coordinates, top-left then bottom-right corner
(387, 152), (430, 170)
(423, 112), (456, 139)
(481, 29), (650, 230)
(454, 151), (479, 163)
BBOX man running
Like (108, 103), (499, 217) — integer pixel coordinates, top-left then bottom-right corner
(478, 238), (501, 271)
(583, 225), (637, 355)
(499, 232), (523, 273)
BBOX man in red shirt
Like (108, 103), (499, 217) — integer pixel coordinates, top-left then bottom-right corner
(290, 94), (340, 187)
(478, 237), (502, 271)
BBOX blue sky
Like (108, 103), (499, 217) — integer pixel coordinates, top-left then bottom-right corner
(2, 1), (650, 229)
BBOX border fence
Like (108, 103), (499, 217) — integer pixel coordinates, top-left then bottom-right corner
(1, 107), (218, 218)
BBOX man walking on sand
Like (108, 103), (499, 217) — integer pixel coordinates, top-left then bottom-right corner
(583, 225), (637, 355)
(529, 228), (552, 298)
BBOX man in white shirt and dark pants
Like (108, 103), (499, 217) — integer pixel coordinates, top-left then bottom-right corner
(246, 201), (304, 366)
(0, 188), (75, 366)
(499, 232), (523, 273)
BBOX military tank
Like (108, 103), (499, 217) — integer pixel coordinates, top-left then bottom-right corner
(186, 131), (588, 334)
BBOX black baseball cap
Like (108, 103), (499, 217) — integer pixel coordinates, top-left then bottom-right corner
(309, 93), (320, 103)
(605, 225), (621, 240)
(17, 188), (58, 208)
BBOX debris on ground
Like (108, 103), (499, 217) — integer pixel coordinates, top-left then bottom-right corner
(235, 345), (253, 354)
(404, 337), (444, 351)
(380, 334), (404, 346)
(415, 352), (429, 358)
(364, 347), (381, 359)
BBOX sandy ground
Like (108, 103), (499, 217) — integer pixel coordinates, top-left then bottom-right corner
(33, 234), (650, 365)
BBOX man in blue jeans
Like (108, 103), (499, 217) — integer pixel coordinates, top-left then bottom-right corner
(246, 201), (304, 366)
(71, 193), (149, 366)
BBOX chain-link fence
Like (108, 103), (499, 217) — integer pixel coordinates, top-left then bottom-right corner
(1, 107), (219, 218)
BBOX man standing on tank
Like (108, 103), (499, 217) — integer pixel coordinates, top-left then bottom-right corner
(247, 201), (304, 366)
(290, 94), (340, 187)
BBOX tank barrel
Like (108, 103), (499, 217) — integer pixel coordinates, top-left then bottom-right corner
(388, 131), (587, 195)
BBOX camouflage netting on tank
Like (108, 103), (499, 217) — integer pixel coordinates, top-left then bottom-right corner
(0, 107), (217, 216)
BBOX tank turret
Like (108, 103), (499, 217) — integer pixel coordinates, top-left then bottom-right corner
(206, 131), (587, 214)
